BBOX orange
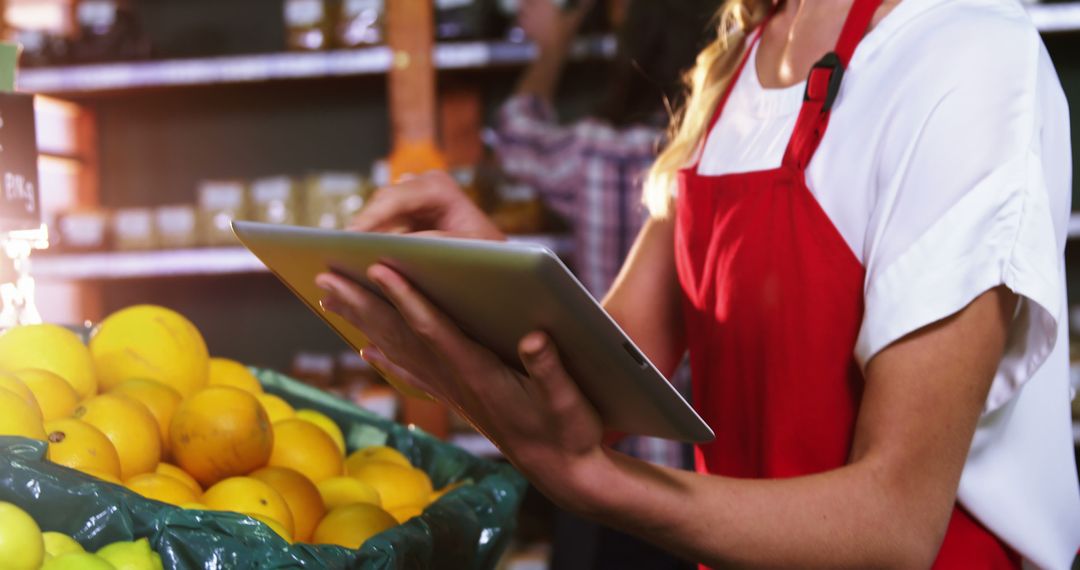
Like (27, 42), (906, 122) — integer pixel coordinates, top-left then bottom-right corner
(0, 324), (97, 399)
(244, 512), (292, 543)
(268, 419), (343, 483)
(170, 386), (273, 487)
(155, 463), (202, 496)
(387, 504), (424, 524)
(44, 418), (121, 479)
(348, 462), (432, 510)
(346, 446), (411, 470)
(109, 379), (182, 448)
(73, 394), (161, 479)
(295, 409), (345, 454)
(0, 388), (45, 441)
(255, 394), (294, 423)
(311, 504), (397, 549)
(83, 469), (123, 485)
(317, 476), (382, 509)
(14, 369), (77, 421)
(429, 481), (466, 504)
(250, 466), (325, 543)
(180, 502), (206, 510)
(125, 472), (198, 506)
(89, 305), (209, 397)
(208, 358), (263, 394)
(203, 477), (294, 538)
(0, 372), (41, 415)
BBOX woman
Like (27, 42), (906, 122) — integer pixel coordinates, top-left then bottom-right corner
(323, 0), (1080, 566)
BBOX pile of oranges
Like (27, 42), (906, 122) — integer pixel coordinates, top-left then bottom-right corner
(0, 305), (458, 549)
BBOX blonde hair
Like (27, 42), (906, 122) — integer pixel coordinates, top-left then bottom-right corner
(643, 0), (774, 217)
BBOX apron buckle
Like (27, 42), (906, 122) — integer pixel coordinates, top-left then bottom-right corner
(803, 52), (845, 113)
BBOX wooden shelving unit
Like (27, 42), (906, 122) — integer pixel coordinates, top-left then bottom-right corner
(16, 35), (615, 95)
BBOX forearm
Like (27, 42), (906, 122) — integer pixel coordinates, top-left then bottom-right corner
(515, 29), (576, 102)
(556, 450), (941, 569)
(603, 218), (686, 376)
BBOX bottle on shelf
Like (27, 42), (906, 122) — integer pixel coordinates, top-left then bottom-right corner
(249, 176), (300, 226)
(111, 207), (157, 251)
(284, 0), (334, 51)
(155, 205), (198, 249)
(336, 0), (385, 48)
(197, 180), (248, 247)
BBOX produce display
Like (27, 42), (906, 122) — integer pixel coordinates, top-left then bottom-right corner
(0, 501), (163, 570)
(0, 305), (522, 568)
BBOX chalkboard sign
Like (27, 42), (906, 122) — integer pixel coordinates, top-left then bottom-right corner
(0, 92), (39, 232)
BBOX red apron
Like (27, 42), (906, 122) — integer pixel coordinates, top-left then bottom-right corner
(674, 0), (1019, 567)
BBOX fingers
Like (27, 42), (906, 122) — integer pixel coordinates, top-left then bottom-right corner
(366, 264), (476, 362)
(517, 331), (588, 420)
(348, 171), (456, 233)
(360, 345), (441, 399)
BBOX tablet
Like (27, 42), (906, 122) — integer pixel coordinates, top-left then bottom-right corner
(233, 220), (714, 443)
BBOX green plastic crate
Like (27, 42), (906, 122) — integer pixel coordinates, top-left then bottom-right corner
(0, 368), (526, 569)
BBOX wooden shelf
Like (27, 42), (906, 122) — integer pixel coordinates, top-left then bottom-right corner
(1026, 2), (1080, 33)
(16, 35), (616, 96)
(30, 234), (574, 281)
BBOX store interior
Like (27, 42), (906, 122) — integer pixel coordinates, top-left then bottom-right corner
(2, 0), (1079, 568)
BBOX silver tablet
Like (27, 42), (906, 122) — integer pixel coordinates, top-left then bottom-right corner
(233, 220), (713, 443)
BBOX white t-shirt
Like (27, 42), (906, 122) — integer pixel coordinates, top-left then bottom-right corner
(697, 0), (1080, 566)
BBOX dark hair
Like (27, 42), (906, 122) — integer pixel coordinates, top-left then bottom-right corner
(594, 0), (718, 128)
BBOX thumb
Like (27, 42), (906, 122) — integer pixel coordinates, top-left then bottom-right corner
(518, 332), (587, 417)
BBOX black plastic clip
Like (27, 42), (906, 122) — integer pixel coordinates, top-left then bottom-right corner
(803, 52), (845, 113)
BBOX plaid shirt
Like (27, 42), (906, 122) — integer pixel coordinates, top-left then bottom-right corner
(493, 94), (690, 470)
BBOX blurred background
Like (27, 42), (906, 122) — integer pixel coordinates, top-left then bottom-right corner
(2, 0), (1078, 567)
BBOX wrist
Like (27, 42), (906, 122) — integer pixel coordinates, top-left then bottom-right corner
(524, 446), (623, 519)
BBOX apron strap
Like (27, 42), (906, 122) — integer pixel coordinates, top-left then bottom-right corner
(782, 0), (884, 171)
(693, 22), (769, 170)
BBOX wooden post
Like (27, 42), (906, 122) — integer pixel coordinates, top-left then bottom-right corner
(385, 0), (447, 181)
(384, 0), (450, 439)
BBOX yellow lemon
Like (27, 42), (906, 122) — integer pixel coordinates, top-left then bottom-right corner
(387, 504), (424, 524)
(45, 418), (122, 479)
(250, 466), (325, 543)
(0, 324), (96, 400)
(180, 502), (206, 510)
(255, 393), (294, 423)
(126, 472), (199, 506)
(0, 372), (41, 415)
(42, 532), (84, 558)
(170, 386), (273, 487)
(311, 503), (397, 549)
(0, 388), (45, 441)
(208, 358), (263, 394)
(73, 394), (161, 479)
(203, 477), (295, 538)
(317, 476), (382, 509)
(295, 409), (345, 455)
(41, 552), (115, 570)
(268, 419), (343, 484)
(89, 305), (209, 397)
(346, 445), (411, 469)
(348, 462), (432, 510)
(15, 369), (77, 422)
(155, 463), (202, 496)
(0, 502), (44, 570)
(109, 379), (182, 449)
(244, 512), (292, 543)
